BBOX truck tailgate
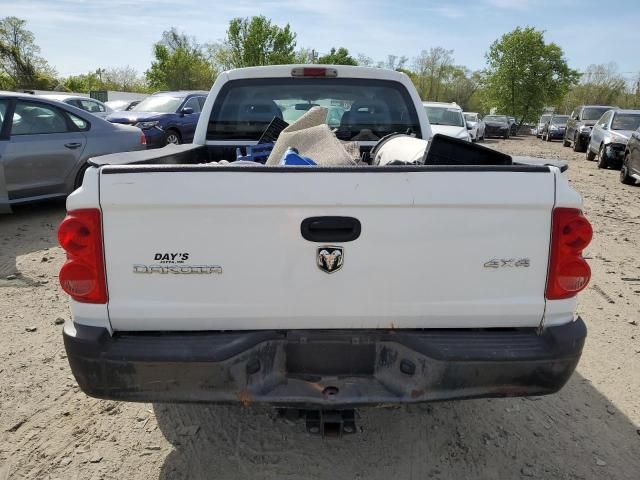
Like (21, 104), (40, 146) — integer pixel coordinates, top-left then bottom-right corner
(99, 165), (555, 331)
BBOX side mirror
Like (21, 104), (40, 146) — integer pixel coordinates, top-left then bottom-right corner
(466, 124), (473, 130)
(180, 107), (194, 115)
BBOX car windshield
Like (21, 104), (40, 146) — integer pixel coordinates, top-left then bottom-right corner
(583, 107), (612, 121)
(424, 106), (464, 127)
(464, 113), (477, 122)
(106, 100), (129, 111)
(539, 115), (551, 124)
(485, 115), (508, 124)
(132, 96), (182, 113)
(207, 78), (421, 141)
(551, 115), (569, 125)
(611, 113), (640, 131)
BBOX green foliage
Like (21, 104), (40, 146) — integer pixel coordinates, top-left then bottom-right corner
(63, 67), (148, 93)
(317, 47), (357, 66)
(0, 16), (57, 90)
(62, 72), (99, 93)
(145, 28), (216, 90)
(216, 16), (297, 69)
(557, 63), (633, 113)
(413, 47), (454, 101)
(483, 27), (579, 124)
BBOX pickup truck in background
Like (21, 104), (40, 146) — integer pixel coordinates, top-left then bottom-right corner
(59, 65), (592, 412)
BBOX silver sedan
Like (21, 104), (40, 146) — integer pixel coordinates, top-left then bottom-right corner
(0, 92), (145, 213)
(586, 109), (640, 169)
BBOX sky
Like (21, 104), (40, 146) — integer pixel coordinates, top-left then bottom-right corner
(1, 0), (639, 80)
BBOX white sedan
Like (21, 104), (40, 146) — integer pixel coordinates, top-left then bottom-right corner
(38, 94), (113, 119)
(423, 101), (471, 142)
(463, 112), (485, 141)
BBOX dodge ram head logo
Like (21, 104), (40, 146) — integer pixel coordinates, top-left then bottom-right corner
(317, 246), (344, 274)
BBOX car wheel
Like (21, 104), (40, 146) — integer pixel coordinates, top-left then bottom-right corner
(572, 133), (582, 152)
(586, 146), (596, 161)
(164, 130), (181, 145)
(620, 152), (636, 185)
(597, 144), (609, 168)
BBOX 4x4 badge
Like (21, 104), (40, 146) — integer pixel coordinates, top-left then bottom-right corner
(317, 246), (344, 274)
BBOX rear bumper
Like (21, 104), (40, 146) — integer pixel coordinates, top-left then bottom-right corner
(63, 319), (587, 406)
(140, 127), (166, 148)
(547, 131), (565, 139)
(485, 126), (509, 137)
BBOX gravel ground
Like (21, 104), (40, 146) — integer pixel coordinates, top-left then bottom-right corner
(0, 136), (639, 479)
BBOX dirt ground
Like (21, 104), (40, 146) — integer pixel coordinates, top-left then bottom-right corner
(0, 136), (638, 480)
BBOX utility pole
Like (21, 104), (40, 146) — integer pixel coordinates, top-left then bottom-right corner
(96, 68), (105, 84)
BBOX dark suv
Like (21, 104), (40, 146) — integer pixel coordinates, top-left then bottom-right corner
(106, 91), (208, 148)
(563, 105), (616, 152)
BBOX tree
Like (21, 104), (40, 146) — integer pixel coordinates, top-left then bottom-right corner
(0, 16), (57, 90)
(357, 54), (375, 67)
(317, 47), (357, 66)
(442, 67), (482, 108)
(103, 66), (146, 91)
(215, 16), (297, 69)
(557, 63), (627, 112)
(483, 27), (578, 124)
(145, 28), (216, 90)
(62, 72), (100, 93)
(63, 67), (148, 93)
(376, 54), (408, 71)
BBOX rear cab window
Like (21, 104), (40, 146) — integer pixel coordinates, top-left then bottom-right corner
(206, 78), (421, 142)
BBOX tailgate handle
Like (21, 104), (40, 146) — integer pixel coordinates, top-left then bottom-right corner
(301, 217), (361, 242)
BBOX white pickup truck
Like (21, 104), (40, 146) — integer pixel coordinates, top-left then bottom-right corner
(59, 65), (592, 408)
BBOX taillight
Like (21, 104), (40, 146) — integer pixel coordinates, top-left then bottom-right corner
(545, 208), (592, 300)
(140, 133), (147, 145)
(291, 67), (338, 78)
(58, 209), (107, 303)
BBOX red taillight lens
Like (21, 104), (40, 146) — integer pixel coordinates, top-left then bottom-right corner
(140, 133), (146, 145)
(546, 208), (593, 300)
(57, 209), (107, 303)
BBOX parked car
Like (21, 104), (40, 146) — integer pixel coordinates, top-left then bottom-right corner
(39, 94), (113, 119)
(564, 105), (616, 152)
(105, 99), (142, 112)
(536, 114), (552, 138)
(586, 109), (640, 168)
(541, 115), (569, 142)
(106, 91), (208, 148)
(60, 65), (591, 411)
(422, 101), (471, 142)
(507, 116), (518, 136)
(621, 125), (640, 185)
(463, 112), (485, 141)
(0, 92), (145, 212)
(483, 115), (511, 139)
